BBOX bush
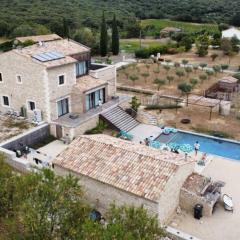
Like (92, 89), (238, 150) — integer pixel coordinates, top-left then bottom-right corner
(135, 44), (177, 58)
(233, 73), (240, 81)
(85, 120), (108, 134)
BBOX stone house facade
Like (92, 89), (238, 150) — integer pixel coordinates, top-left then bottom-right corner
(0, 34), (119, 139)
(53, 134), (195, 224)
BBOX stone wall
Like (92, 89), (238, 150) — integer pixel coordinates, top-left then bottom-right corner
(54, 165), (159, 217)
(0, 51), (47, 119)
(50, 115), (99, 140)
(0, 123), (50, 151)
(47, 63), (76, 120)
(179, 188), (213, 217)
(89, 65), (116, 97)
(0, 147), (30, 173)
(157, 162), (195, 224)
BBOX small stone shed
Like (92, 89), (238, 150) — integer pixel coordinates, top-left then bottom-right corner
(53, 134), (195, 224)
(180, 173), (222, 217)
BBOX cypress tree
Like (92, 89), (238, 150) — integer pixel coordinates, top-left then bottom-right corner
(112, 14), (119, 55)
(62, 18), (69, 38)
(100, 12), (108, 57)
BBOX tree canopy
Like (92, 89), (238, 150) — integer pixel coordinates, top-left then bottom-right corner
(0, 0), (240, 38)
(0, 155), (165, 239)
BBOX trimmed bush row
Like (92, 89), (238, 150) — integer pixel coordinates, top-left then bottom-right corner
(135, 44), (177, 58)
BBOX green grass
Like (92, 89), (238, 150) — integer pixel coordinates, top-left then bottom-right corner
(141, 19), (218, 34)
(120, 39), (169, 53)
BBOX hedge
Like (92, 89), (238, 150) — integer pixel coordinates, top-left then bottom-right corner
(135, 44), (177, 58)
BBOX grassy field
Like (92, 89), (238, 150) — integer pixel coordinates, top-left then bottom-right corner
(120, 38), (173, 53)
(142, 19), (218, 34)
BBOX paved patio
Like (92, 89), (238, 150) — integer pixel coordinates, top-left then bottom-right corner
(128, 124), (162, 144)
(170, 156), (240, 240)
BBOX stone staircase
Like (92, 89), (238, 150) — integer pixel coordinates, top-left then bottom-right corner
(100, 106), (139, 132)
(139, 111), (158, 126)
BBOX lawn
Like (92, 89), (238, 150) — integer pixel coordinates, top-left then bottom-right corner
(120, 38), (174, 53)
(141, 19), (218, 34)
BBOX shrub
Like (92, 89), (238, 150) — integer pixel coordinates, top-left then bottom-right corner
(176, 69), (185, 79)
(85, 120), (108, 134)
(190, 78), (198, 87)
(233, 73), (240, 81)
(135, 44), (177, 58)
(199, 74), (207, 82)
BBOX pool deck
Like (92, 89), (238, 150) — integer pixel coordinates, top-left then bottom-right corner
(170, 155), (240, 240)
(128, 124), (162, 144)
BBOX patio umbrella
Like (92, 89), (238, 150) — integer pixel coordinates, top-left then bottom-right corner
(179, 144), (194, 153)
(149, 141), (162, 149)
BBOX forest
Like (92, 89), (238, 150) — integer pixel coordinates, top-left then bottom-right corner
(0, 0), (240, 38)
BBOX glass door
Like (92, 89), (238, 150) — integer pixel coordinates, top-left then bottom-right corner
(57, 98), (69, 117)
(85, 88), (106, 111)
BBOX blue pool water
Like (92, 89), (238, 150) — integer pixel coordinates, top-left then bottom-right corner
(156, 131), (240, 160)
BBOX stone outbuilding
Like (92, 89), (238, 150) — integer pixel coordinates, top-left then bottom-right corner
(180, 173), (223, 217)
(53, 134), (195, 224)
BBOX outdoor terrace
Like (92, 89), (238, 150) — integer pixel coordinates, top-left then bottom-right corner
(53, 95), (129, 128)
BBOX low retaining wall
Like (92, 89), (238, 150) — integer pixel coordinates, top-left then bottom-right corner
(166, 226), (201, 240)
(0, 147), (30, 173)
(117, 85), (155, 95)
(0, 123), (50, 151)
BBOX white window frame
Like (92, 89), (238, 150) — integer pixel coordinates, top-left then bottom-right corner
(2, 95), (10, 107)
(26, 100), (36, 111)
(0, 73), (3, 83)
(16, 75), (22, 84)
(58, 74), (66, 86)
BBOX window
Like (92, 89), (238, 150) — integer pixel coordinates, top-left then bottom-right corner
(0, 73), (2, 82)
(2, 96), (9, 106)
(58, 75), (65, 85)
(16, 75), (22, 84)
(57, 98), (69, 117)
(76, 61), (87, 77)
(28, 101), (36, 111)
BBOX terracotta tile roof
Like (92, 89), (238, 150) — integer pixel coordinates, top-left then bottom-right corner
(219, 76), (238, 84)
(53, 134), (193, 202)
(16, 34), (62, 43)
(14, 39), (89, 68)
(74, 75), (107, 93)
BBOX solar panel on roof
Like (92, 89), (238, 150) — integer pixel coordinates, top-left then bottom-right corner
(32, 51), (65, 62)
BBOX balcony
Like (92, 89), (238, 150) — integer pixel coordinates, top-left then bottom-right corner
(52, 95), (129, 128)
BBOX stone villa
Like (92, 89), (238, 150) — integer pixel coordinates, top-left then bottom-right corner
(0, 34), (126, 140)
(53, 134), (195, 224)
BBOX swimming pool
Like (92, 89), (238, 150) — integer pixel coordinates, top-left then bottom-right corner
(155, 131), (240, 161)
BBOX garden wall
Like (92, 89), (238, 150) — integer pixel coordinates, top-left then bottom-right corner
(0, 123), (50, 151)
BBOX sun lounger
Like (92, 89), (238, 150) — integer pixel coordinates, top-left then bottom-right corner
(223, 194), (233, 212)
